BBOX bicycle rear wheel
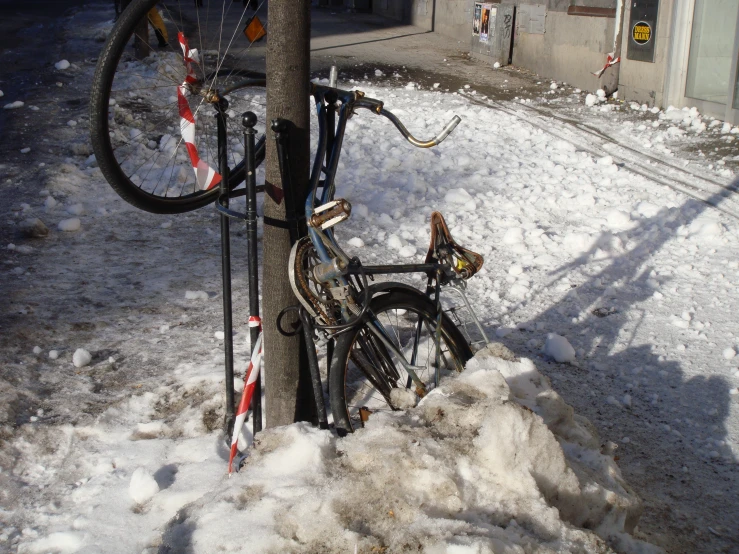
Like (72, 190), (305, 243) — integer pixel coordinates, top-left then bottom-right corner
(330, 288), (473, 435)
(90, 0), (266, 214)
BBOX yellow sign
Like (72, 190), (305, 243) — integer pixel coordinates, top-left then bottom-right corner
(632, 21), (652, 45)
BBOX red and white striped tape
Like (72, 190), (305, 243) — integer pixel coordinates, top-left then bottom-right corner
(592, 52), (620, 78)
(228, 316), (263, 474)
(177, 32), (221, 191)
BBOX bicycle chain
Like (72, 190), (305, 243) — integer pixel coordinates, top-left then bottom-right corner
(293, 238), (337, 327)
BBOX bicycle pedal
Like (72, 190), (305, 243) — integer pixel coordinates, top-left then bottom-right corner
(359, 407), (372, 423)
(309, 199), (351, 230)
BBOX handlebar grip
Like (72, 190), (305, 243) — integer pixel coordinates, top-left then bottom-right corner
(436, 116), (461, 145)
(380, 109), (461, 148)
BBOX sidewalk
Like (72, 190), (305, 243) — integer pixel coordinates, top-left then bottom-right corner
(0, 4), (737, 553)
(304, 8), (737, 174)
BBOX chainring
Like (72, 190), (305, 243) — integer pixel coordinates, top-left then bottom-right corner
(288, 237), (338, 326)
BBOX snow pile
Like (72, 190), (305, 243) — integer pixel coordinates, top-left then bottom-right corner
(585, 89), (607, 107)
(155, 345), (655, 553)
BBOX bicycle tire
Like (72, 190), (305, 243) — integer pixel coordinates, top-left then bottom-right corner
(330, 288), (473, 435)
(90, 0), (266, 214)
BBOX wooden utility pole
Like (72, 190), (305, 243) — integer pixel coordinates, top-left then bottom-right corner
(262, 0), (315, 426)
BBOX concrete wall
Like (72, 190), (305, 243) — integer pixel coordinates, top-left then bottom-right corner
(370, 0), (470, 37)
(434, 0), (620, 91)
(434, 0), (474, 42)
(508, 8), (617, 91)
(371, 0), (624, 93)
(372, 0), (433, 30)
(618, 0), (675, 107)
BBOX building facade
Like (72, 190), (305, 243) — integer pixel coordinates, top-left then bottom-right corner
(372, 0), (739, 123)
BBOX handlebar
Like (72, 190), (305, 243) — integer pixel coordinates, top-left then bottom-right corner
(311, 83), (461, 148)
(378, 109), (461, 148)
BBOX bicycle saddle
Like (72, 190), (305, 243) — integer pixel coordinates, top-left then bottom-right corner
(425, 212), (484, 280)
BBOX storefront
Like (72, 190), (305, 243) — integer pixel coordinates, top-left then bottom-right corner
(371, 0), (739, 123)
(665, 0), (739, 123)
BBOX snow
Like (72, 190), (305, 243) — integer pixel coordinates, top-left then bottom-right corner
(185, 290), (209, 300)
(17, 532), (84, 554)
(3, 7), (739, 552)
(128, 346), (653, 553)
(387, 233), (403, 251)
(72, 348), (92, 368)
(128, 467), (160, 504)
(66, 203), (85, 216)
(444, 188), (476, 209)
(543, 333), (576, 363)
(57, 218), (80, 232)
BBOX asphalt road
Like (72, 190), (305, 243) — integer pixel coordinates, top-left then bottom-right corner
(0, 0), (100, 54)
(0, 0), (113, 246)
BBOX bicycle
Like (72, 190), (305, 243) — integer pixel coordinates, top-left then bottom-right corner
(89, 0), (490, 439)
(282, 84), (488, 435)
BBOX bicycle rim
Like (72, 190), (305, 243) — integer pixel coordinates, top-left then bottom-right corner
(90, 0), (266, 213)
(331, 289), (472, 435)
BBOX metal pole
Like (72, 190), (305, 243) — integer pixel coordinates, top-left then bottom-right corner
(299, 312), (329, 429)
(243, 111), (262, 436)
(329, 65), (338, 88)
(217, 100), (235, 438)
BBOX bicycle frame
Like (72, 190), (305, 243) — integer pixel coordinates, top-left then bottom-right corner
(303, 84), (468, 392)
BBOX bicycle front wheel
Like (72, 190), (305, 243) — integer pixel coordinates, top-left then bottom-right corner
(90, 0), (266, 214)
(330, 288), (473, 435)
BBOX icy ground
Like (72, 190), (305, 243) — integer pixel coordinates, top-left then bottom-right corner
(2, 2), (739, 553)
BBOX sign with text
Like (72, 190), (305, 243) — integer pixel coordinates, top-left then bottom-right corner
(627, 0), (659, 63)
